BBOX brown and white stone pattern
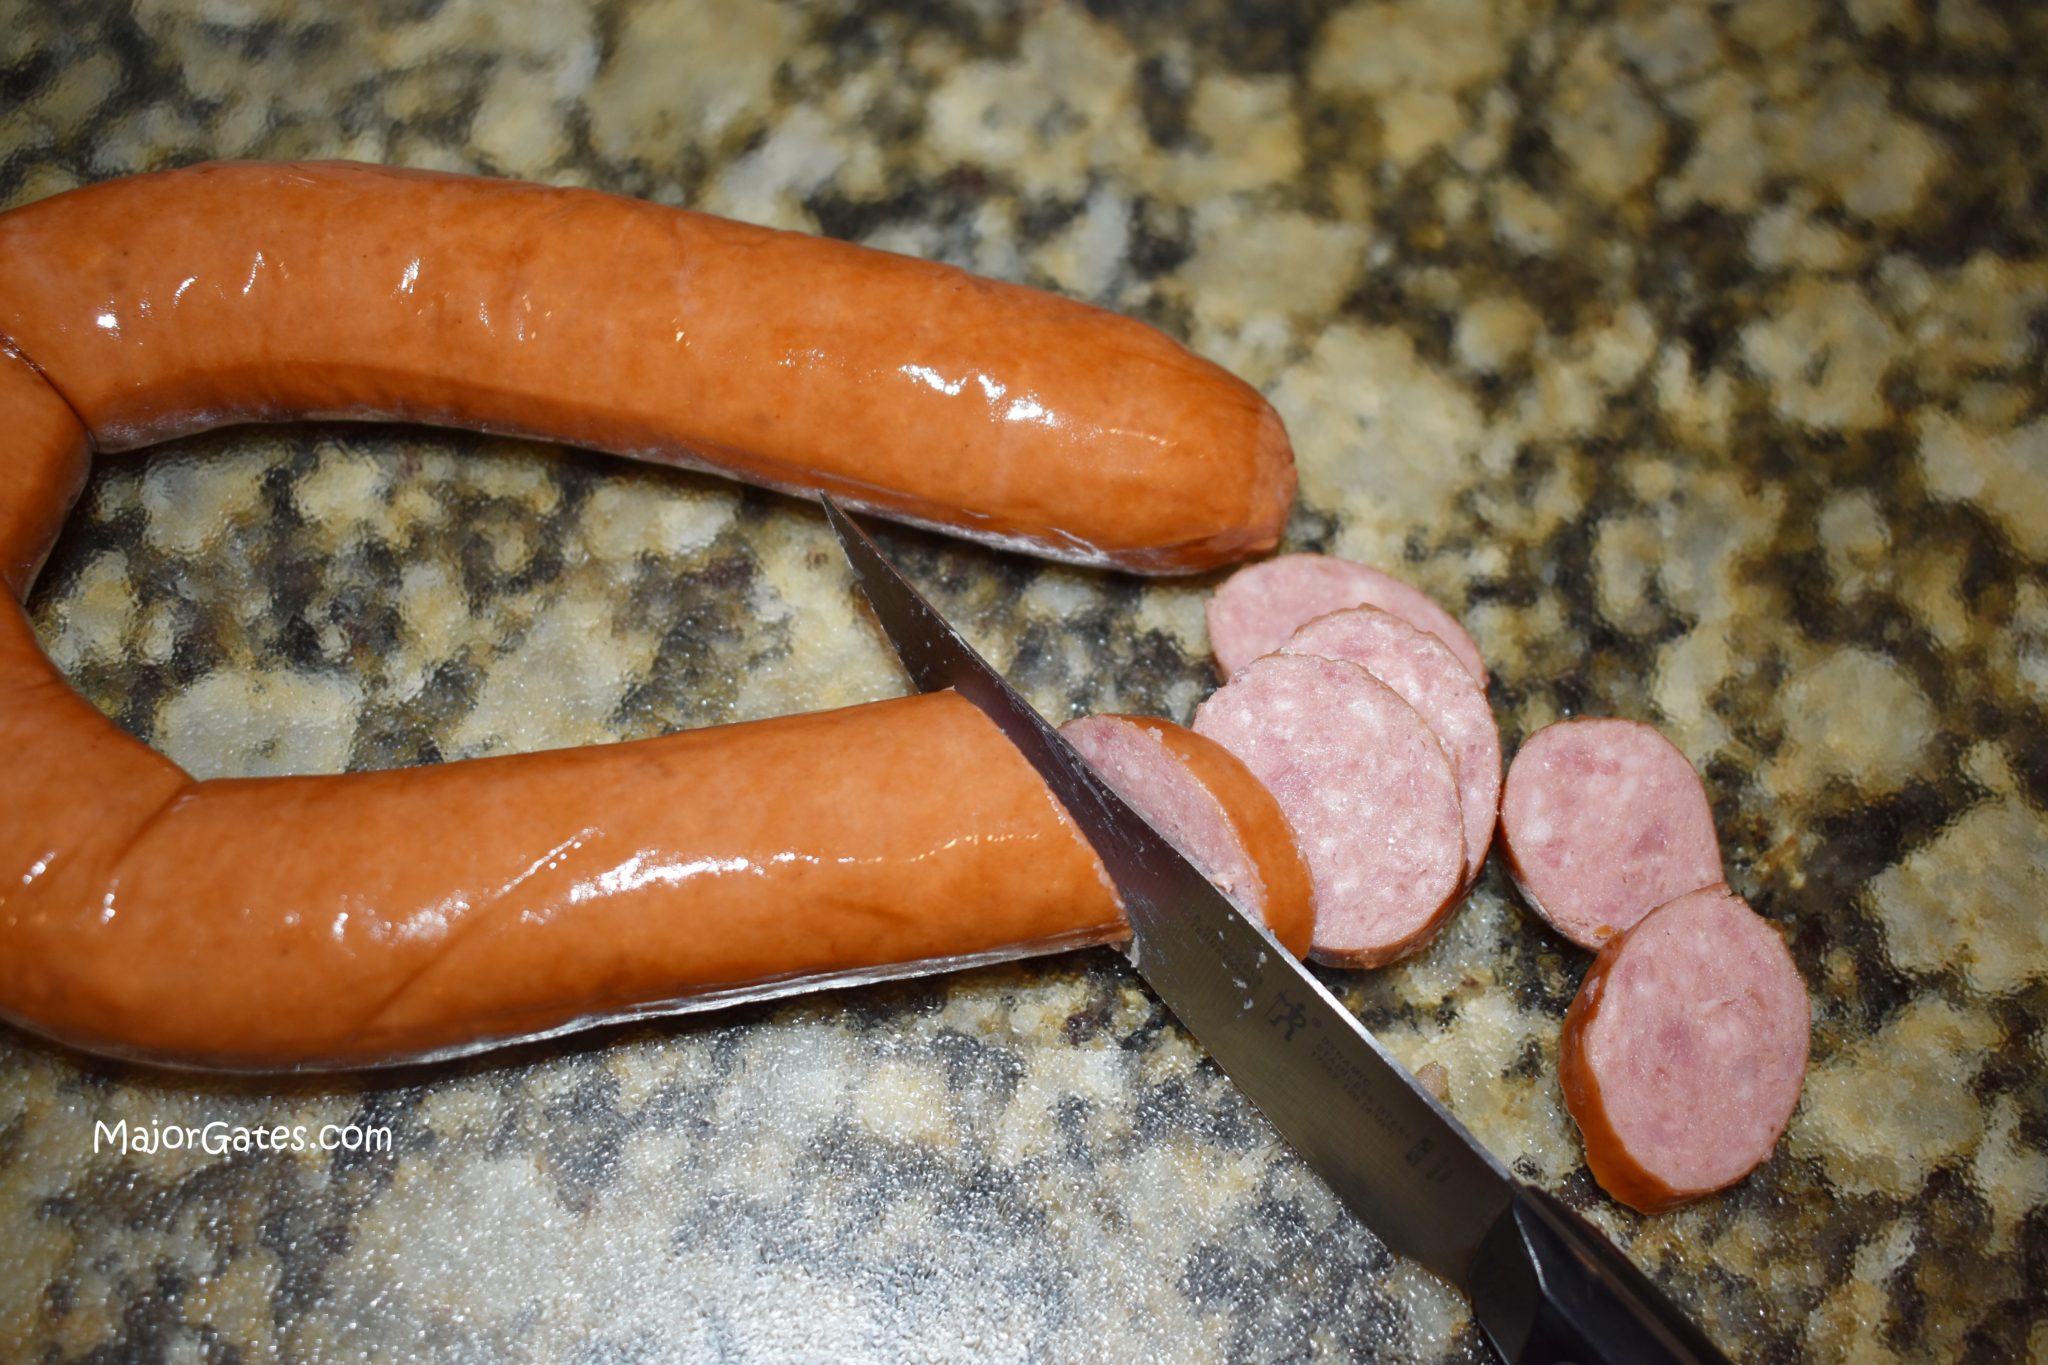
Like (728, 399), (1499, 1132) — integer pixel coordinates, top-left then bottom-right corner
(4, 0), (2047, 1360)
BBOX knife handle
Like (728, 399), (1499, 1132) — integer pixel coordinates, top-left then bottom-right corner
(1466, 1185), (1733, 1365)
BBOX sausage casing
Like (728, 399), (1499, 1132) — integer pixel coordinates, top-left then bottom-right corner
(0, 161), (1293, 574)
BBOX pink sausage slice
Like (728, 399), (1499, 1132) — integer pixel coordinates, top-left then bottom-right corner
(1559, 886), (1810, 1212)
(1499, 718), (1723, 948)
(1060, 714), (1314, 957)
(1280, 606), (1501, 884)
(1207, 554), (1487, 686)
(1193, 654), (1465, 966)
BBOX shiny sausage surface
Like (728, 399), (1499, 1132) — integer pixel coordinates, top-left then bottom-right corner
(0, 161), (1293, 574)
(0, 160), (1307, 1068)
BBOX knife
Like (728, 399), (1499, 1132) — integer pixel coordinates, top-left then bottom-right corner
(821, 496), (1732, 1365)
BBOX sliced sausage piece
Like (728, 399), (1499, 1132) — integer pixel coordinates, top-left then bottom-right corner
(1207, 554), (1486, 686)
(1061, 714), (1314, 957)
(1499, 718), (1724, 949)
(1559, 886), (1810, 1213)
(1193, 653), (1465, 966)
(1280, 606), (1501, 884)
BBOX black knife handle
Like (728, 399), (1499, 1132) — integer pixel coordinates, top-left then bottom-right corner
(1467, 1185), (1733, 1365)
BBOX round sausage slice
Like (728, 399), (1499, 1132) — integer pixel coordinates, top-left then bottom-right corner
(1193, 654), (1466, 966)
(1207, 554), (1486, 686)
(1280, 606), (1501, 884)
(1061, 715), (1315, 958)
(1499, 718), (1723, 949)
(1559, 886), (1810, 1213)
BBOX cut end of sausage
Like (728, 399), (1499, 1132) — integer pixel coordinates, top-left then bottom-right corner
(1280, 606), (1501, 884)
(1499, 717), (1723, 949)
(1559, 886), (1810, 1213)
(1206, 554), (1487, 688)
(1192, 653), (1465, 967)
(1060, 714), (1314, 957)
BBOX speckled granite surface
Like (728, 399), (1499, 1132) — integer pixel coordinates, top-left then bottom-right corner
(3, 0), (2046, 1360)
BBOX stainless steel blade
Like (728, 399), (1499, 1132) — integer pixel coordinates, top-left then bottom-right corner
(820, 496), (1517, 1287)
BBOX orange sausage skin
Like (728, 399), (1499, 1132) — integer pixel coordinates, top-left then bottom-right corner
(1557, 955), (1682, 1213)
(0, 345), (1127, 1069)
(0, 608), (1125, 1068)
(0, 343), (90, 597)
(2, 651), (1123, 1068)
(0, 161), (1293, 574)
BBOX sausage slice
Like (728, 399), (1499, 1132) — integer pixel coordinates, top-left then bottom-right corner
(1206, 554), (1486, 685)
(1280, 606), (1501, 884)
(1193, 654), (1465, 966)
(1499, 718), (1723, 948)
(1559, 886), (1810, 1213)
(1061, 715), (1314, 957)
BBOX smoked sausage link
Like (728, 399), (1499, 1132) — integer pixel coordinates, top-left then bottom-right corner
(0, 161), (1293, 573)
(0, 346), (1129, 1069)
(0, 595), (1126, 1067)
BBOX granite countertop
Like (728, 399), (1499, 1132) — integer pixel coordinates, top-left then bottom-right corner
(4, 0), (2045, 1360)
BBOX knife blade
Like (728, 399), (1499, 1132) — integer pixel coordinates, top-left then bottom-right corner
(820, 495), (1731, 1365)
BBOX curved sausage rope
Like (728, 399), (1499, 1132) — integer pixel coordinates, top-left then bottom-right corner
(0, 162), (1301, 1069)
(0, 164), (1302, 1069)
